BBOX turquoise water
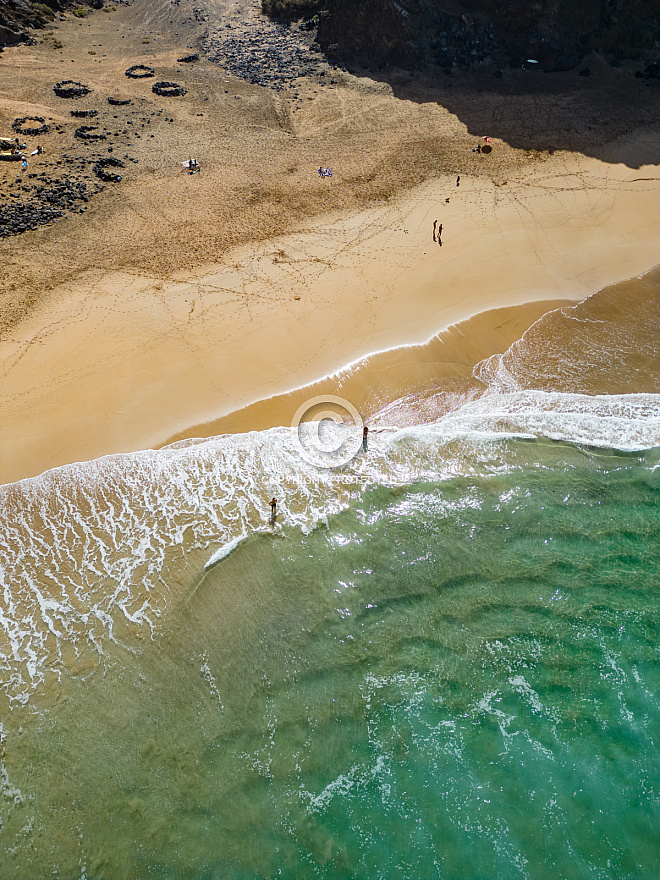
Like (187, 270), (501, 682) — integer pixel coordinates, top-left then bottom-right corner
(1, 439), (659, 879)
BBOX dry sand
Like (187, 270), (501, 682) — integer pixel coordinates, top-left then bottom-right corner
(0, 0), (659, 484)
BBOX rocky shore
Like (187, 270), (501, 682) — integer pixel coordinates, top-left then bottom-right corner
(0, 69), (182, 237)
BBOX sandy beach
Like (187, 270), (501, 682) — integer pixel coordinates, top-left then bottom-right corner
(0, 0), (659, 485)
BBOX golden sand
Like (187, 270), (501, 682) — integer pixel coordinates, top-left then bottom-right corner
(0, 1), (659, 485)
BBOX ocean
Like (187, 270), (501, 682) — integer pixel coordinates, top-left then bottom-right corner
(0, 271), (659, 879)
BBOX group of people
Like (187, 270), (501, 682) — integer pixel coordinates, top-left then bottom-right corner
(432, 172), (467, 243)
(1, 137), (43, 171)
(317, 166), (333, 178)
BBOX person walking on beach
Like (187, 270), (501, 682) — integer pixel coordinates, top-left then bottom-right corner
(456, 175), (460, 187)
(437, 223), (443, 246)
(433, 220), (437, 242)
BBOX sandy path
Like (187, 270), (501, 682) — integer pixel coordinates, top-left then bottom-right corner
(0, 139), (658, 485)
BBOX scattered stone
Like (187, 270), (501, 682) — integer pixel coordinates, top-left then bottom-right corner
(93, 157), (124, 182)
(152, 81), (187, 97)
(0, 178), (103, 238)
(70, 109), (98, 118)
(74, 125), (106, 141)
(54, 80), (91, 99)
(177, 53), (199, 63)
(125, 64), (155, 79)
(108, 97), (132, 106)
(203, 18), (323, 89)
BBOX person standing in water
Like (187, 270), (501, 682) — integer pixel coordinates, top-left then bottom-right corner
(269, 497), (277, 523)
(362, 425), (369, 451)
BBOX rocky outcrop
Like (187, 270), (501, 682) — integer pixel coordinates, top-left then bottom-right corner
(0, 0), (102, 49)
(0, 0), (47, 47)
(313, 0), (660, 72)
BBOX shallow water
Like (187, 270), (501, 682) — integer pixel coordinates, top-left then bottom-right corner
(1, 439), (659, 879)
(1, 270), (660, 879)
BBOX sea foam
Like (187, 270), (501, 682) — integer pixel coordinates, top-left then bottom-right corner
(0, 389), (658, 710)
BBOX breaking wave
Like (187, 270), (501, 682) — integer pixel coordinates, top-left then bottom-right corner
(1, 386), (659, 710)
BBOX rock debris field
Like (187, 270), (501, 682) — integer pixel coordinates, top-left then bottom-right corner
(0, 161), (104, 238)
(203, 18), (327, 89)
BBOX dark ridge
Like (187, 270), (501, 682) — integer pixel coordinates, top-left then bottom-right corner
(311, 0), (660, 72)
(0, 0), (103, 49)
(261, 0), (323, 19)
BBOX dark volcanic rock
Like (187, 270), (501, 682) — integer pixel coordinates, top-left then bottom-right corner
(74, 124), (105, 140)
(125, 64), (155, 79)
(0, 175), (104, 238)
(93, 156), (124, 182)
(54, 80), (91, 99)
(152, 81), (186, 97)
(203, 17), (322, 88)
(311, 0), (660, 72)
(13, 115), (50, 136)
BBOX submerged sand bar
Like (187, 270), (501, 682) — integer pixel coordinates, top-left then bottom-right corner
(1, 141), (659, 484)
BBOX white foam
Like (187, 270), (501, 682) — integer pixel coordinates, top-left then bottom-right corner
(205, 535), (247, 570)
(0, 388), (657, 710)
(434, 390), (660, 451)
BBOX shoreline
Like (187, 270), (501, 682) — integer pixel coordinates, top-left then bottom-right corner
(1, 138), (659, 484)
(160, 296), (575, 445)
